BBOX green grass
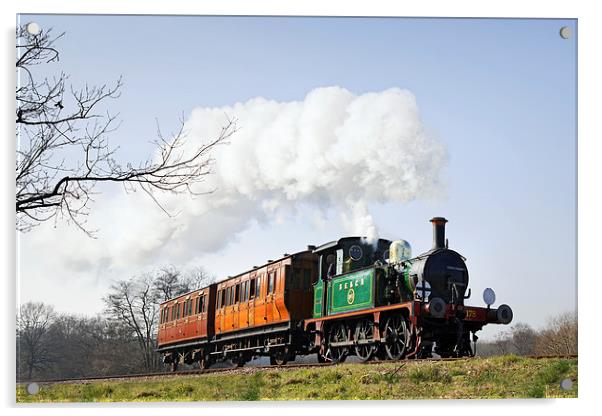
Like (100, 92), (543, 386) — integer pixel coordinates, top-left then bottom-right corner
(16, 356), (577, 402)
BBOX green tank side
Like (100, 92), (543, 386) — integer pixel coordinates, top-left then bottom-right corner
(313, 280), (324, 318)
(327, 268), (375, 315)
(402, 261), (415, 294)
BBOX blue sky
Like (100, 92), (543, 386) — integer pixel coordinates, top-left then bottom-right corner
(18, 15), (576, 340)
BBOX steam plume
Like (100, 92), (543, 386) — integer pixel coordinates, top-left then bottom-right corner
(31, 86), (447, 270)
(155, 86), (447, 259)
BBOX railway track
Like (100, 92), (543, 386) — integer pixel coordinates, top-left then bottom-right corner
(21, 354), (577, 386)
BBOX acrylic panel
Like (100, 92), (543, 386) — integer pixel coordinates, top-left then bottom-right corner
(15, 14), (577, 402)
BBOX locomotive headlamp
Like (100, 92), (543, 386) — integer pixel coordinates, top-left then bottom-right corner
(483, 288), (496, 306)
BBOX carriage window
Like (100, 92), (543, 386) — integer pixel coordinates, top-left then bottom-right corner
(258, 276), (263, 298)
(187, 299), (193, 316)
(183, 301), (187, 317)
(235, 284), (241, 303)
(249, 278), (256, 299)
(217, 290), (222, 309)
(175, 304), (181, 320)
(230, 286), (236, 305)
(224, 287), (230, 306)
(268, 271), (275, 294)
(245, 281), (250, 301)
(240, 281), (247, 302)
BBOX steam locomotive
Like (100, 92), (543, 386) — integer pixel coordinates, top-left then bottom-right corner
(156, 217), (512, 370)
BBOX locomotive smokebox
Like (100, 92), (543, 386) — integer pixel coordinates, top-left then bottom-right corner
(430, 217), (448, 249)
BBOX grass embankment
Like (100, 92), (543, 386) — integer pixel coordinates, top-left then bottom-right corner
(16, 355), (577, 402)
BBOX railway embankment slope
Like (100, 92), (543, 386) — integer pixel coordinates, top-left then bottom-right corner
(17, 355), (577, 402)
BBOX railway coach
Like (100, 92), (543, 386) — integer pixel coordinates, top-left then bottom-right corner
(157, 249), (318, 370)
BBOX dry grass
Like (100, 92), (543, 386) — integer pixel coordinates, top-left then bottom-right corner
(16, 355), (577, 402)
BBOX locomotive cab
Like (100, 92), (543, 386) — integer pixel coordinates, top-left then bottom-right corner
(311, 237), (392, 318)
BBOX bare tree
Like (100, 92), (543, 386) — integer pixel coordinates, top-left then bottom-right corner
(152, 266), (185, 302)
(16, 302), (56, 380)
(534, 312), (577, 356)
(491, 330), (513, 356)
(509, 323), (537, 356)
(182, 265), (216, 291)
(103, 275), (160, 371)
(16, 26), (236, 234)
(152, 265), (216, 302)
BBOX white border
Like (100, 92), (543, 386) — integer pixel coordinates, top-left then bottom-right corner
(3, 1), (600, 415)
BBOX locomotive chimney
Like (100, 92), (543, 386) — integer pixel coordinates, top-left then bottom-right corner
(430, 217), (448, 250)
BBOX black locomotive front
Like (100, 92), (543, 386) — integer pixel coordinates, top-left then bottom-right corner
(401, 217), (513, 357)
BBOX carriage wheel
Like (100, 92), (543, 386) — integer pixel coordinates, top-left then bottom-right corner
(383, 314), (409, 360)
(270, 349), (288, 366)
(170, 357), (179, 372)
(199, 355), (210, 370)
(354, 319), (376, 362)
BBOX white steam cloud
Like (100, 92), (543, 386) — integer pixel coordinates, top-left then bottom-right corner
(24, 86), (447, 272)
(151, 86), (447, 258)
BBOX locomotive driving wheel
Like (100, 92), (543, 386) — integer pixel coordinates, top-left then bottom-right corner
(383, 314), (410, 360)
(326, 323), (349, 363)
(354, 319), (376, 362)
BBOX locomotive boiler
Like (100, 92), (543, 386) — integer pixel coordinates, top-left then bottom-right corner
(156, 217), (513, 369)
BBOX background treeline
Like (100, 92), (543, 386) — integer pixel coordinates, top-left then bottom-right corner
(476, 312), (577, 357)
(16, 266), (214, 382)
(16, 266), (577, 381)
